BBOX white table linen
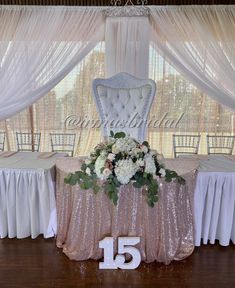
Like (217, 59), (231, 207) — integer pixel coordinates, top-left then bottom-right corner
(194, 155), (235, 246)
(0, 152), (66, 239)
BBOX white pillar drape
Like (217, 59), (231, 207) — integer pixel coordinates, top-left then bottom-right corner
(149, 6), (235, 110)
(105, 16), (149, 78)
(0, 6), (105, 121)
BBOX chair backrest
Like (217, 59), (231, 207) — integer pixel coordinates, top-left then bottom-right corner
(16, 132), (41, 152)
(207, 135), (235, 155)
(173, 134), (201, 158)
(92, 72), (156, 143)
(0, 132), (6, 151)
(50, 133), (76, 157)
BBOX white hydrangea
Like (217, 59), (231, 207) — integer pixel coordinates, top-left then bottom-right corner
(95, 155), (106, 179)
(115, 158), (137, 185)
(144, 153), (156, 175)
(113, 137), (136, 154)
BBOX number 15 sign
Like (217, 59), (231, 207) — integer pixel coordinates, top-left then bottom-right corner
(99, 237), (141, 270)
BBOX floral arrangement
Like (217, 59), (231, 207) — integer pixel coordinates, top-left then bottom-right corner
(64, 131), (185, 207)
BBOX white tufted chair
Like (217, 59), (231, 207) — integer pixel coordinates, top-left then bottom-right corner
(92, 72), (156, 142)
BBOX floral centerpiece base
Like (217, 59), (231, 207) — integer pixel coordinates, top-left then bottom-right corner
(64, 132), (185, 207)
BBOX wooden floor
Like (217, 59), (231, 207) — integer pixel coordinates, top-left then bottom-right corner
(0, 237), (235, 288)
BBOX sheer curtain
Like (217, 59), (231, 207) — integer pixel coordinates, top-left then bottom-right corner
(149, 6), (235, 111)
(2, 43), (105, 154)
(105, 16), (149, 78)
(0, 6), (105, 120)
(148, 43), (235, 158)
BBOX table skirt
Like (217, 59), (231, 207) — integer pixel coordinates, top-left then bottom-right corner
(194, 171), (235, 246)
(0, 168), (57, 239)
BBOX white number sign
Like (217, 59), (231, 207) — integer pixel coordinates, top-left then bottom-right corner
(99, 237), (141, 270)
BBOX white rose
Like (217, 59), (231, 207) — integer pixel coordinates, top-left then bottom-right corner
(112, 145), (119, 154)
(85, 158), (92, 165)
(107, 153), (115, 161)
(141, 145), (148, 154)
(103, 168), (112, 178)
(159, 168), (166, 177)
(85, 167), (91, 175)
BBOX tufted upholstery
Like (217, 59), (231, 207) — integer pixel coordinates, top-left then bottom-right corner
(92, 72), (156, 142)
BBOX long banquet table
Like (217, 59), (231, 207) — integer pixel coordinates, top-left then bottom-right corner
(194, 155), (235, 246)
(56, 157), (199, 265)
(0, 151), (66, 239)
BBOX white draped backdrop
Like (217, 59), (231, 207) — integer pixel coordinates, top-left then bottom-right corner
(150, 6), (235, 110)
(0, 5), (235, 156)
(0, 6), (105, 120)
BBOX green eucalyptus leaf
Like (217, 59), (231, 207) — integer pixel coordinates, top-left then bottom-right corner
(147, 200), (154, 208)
(76, 171), (86, 178)
(133, 181), (142, 188)
(81, 163), (87, 172)
(142, 141), (149, 148)
(80, 182), (88, 190)
(69, 175), (79, 185)
(64, 174), (71, 184)
(93, 184), (100, 194)
(112, 193), (118, 205)
(143, 172), (148, 178)
(113, 177), (121, 187)
(114, 132), (126, 139)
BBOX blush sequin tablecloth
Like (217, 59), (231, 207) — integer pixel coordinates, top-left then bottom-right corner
(56, 158), (198, 265)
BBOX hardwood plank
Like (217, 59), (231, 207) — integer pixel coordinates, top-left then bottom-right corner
(0, 237), (235, 287)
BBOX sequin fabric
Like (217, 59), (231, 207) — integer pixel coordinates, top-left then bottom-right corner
(56, 158), (198, 265)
